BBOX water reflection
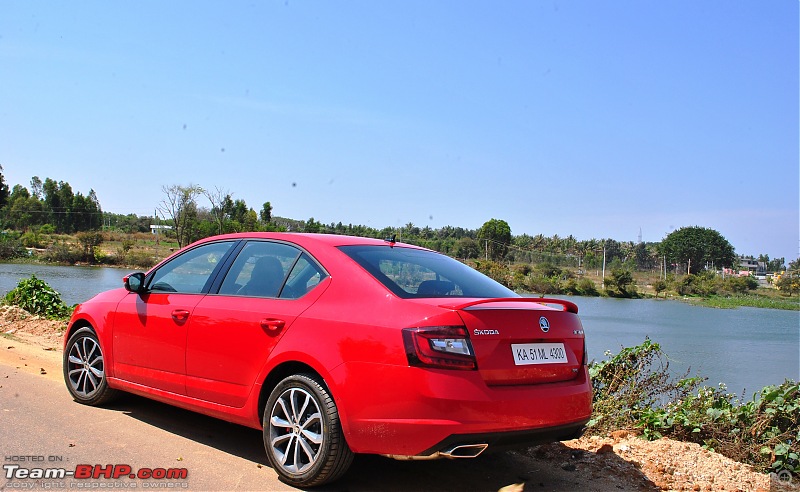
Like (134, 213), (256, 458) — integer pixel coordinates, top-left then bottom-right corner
(0, 263), (136, 305)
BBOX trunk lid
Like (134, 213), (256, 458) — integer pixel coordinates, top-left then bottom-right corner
(445, 298), (586, 386)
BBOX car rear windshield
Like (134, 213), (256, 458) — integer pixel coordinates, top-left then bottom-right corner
(339, 245), (517, 299)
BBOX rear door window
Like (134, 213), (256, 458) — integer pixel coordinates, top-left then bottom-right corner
(218, 241), (327, 299)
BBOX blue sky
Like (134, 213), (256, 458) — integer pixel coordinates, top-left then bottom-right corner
(1, 1), (798, 261)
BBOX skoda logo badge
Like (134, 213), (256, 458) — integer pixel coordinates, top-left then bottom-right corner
(539, 316), (550, 333)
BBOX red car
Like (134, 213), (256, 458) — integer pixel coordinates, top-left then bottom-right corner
(63, 233), (592, 487)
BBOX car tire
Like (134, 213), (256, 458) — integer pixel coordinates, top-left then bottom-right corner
(63, 326), (118, 406)
(263, 373), (354, 487)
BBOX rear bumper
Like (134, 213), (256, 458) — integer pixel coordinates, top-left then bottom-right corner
(418, 419), (588, 457)
(330, 363), (593, 456)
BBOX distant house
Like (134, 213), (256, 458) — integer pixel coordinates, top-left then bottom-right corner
(150, 225), (173, 234)
(738, 257), (767, 276)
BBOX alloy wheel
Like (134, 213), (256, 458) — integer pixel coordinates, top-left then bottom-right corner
(66, 335), (105, 399)
(268, 387), (324, 474)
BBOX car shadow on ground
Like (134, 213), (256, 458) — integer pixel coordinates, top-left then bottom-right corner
(106, 393), (267, 464)
(110, 394), (658, 491)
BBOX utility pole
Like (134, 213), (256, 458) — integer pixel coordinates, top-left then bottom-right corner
(601, 246), (606, 289)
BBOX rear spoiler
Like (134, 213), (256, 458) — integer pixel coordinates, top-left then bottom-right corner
(443, 297), (578, 314)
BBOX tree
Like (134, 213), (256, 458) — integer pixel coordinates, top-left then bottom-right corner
(657, 226), (736, 274)
(260, 202), (272, 224)
(605, 268), (635, 297)
(0, 165), (9, 209)
(768, 257), (786, 273)
(5, 185), (43, 230)
(204, 186), (233, 235)
(158, 184), (203, 248)
(304, 217), (322, 233)
(653, 279), (668, 298)
(775, 272), (800, 296)
(76, 231), (104, 264)
(30, 177), (43, 199)
(776, 258), (800, 296)
(477, 218), (511, 261)
(455, 237), (480, 259)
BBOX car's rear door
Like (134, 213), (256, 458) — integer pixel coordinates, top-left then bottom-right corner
(185, 240), (329, 407)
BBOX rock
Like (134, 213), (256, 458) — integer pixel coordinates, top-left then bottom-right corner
(609, 429), (630, 440)
(597, 444), (614, 454)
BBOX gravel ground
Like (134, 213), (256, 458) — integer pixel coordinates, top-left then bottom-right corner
(2, 304), (797, 492)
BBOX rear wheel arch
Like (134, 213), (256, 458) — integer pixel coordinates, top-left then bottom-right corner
(259, 361), (327, 423)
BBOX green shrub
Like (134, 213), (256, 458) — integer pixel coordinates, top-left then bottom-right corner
(21, 231), (45, 249)
(590, 339), (800, 476)
(122, 250), (159, 269)
(3, 274), (73, 320)
(41, 241), (83, 264)
(527, 275), (561, 295)
(535, 263), (562, 278)
(722, 275), (759, 294)
(653, 279), (668, 298)
(0, 235), (26, 260)
(604, 268), (637, 297)
(471, 260), (512, 288)
(588, 338), (697, 433)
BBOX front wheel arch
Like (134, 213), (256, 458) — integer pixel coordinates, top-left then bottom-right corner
(63, 325), (119, 406)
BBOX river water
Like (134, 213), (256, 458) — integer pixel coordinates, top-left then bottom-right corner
(1, 263), (797, 397)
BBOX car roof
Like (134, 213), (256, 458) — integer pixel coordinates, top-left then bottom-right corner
(191, 232), (425, 251)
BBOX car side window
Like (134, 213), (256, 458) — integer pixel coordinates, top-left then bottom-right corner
(281, 253), (328, 299)
(148, 241), (235, 294)
(218, 241), (302, 298)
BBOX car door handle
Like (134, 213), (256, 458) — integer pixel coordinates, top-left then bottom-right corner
(260, 318), (286, 335)
(171, 309), (190, 321)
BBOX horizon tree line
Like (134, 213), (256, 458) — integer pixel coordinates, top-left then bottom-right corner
(0, 170), (791, 274)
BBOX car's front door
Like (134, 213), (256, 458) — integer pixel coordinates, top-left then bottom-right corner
(112, 240), (236, 395)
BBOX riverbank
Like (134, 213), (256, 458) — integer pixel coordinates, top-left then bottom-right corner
(5, 253), (799, 311)
(684, 292), (800, 310)
(0, 305), (792, 491)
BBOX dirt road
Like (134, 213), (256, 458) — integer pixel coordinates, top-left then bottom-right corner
(0, 309), (788, 491)
(0, 339), (656, 491)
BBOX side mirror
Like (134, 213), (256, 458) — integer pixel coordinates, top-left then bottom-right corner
(124, 272), (146, 293)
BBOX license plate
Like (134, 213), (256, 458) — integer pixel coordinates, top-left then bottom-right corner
(511, 343), (568, 365)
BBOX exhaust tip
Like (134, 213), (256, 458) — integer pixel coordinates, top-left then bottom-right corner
(441, 443), (488, 458)
(382, 443), (489, 461)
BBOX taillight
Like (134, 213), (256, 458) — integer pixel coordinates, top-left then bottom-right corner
(402, 326), (477, 370)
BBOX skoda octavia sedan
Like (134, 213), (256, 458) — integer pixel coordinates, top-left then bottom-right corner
(63, 233), (591, 487)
